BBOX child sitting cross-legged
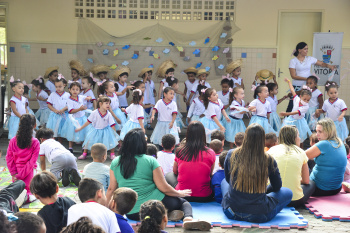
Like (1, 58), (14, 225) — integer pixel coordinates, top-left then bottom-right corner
(211, 151), (228, 203)
(30, 171), (76, 233)
(157, 134), (176, 176)
(82, 143), (110, 192)
(147, 143), (158, 159)
(67, 178), (120, 233)
(210, 139), (224, 175)
(36, 128), (80, 187)
(109, 187), (138, 233)
(233, 132), (244, 148)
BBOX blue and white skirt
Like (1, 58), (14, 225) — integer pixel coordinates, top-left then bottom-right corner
(334, 119), (349, 142)
(190, 115), (202, 122)
(35, 108), (51, 125)
(8, 116), (20, 139)
(175, 112), (185, 129)
(223, 116), (246, 143)
(269, 112), (282, 133)
(305, 106), (324, 131)
(249, 115), (278, 136)
(46, 111), (68, 137)
(120, 120), (142, 141)
(83, 126), (119, 150)
(61, 115), (88, 142)
(150, 121), (180, 145)
(112, 108), (127, 131)
(27, 107), (40, 129)
(282, 116), (311, 142)
(199, 117), (222, 143)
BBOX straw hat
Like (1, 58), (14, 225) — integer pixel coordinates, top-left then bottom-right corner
(184, 67), (198, 75)
(44, 66), (59, 79)
(138, 67), (154, 78)
(197, 69), (210, 77)
(156, 60), (176, 78)
(226, 59), (243, 74)
(113, 66), (131, 81)
(69, 60), (86, 76)
(256, 69), (274, 81)
(90, 65), (110, 76)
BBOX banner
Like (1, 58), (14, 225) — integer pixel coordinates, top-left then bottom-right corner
(312, 32), (343, 86)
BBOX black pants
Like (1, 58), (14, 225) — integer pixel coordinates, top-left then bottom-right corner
(126, 195), (193, 221)
(0, 180), (25, 213)
(312, 185), (342, 197)
(165, 172), (214, 203)
(288, 181), (316, 208)
(286, 85), (300, 112)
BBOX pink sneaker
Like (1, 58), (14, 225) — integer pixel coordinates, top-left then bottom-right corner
(110, 153), (116, 160)
(78, 153), (87, 160)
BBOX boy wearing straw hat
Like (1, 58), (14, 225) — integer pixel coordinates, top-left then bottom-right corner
(44, 66), (59, 93)
(253, 69), (277, 85)
(139, 67), (156, 130)
(90, 64), (110, 81)
(186, 69), (212, 106)
(113, 66), (131, 109)
(183, 67), (198, 110)
(226, 59), (244, 89)
(156, 60), (176, 100)
(69, 60), (86, 85)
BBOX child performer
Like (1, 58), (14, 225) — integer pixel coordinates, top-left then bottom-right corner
(90, 64), (110, 81)
(305, 75), (324, 130)
(166, 77), (185, 129)
(187, 84), (206, 123)
(253, 69), (277, 85)
(218, 78), (232, 112)
(280, 78), (312, 143)
(139, 67), (156, 129)
(199, 88), (231, 143)
(183, 67), (198, 110)
(44, 66), (59, 93)
(186, 69), (211, 106)
(30, 77), (51, 125)
(69, 60), (86, 84)
(80, 75), (97, 111)
(113, 66), (131, 109)
(156, 60), (176, 100)
(75, 96), (120, 160)
(226, 59), (244, 89)
(266, 83), (289, 132)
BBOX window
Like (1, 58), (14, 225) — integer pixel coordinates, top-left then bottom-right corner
(108, 0), (116, 7)
(183, 0), (191, 9)
(75, 8), (83, 17)
(161, 11), (170, 20)
(193, 11), (202, 20)
(150, 10), (159, 19)
(118, 0), (126, 7)
(118, 10), (126, 18)
(129, 0), (137, 8)
(129, 10), (138, 18)
(215, 12), (223, 20)
(151, 0), (159, 8)
(97, 9), (105, 18)
(97, 0), (105, 7)
(140, 0), (149, 8)
(226, 0), (234, 10)
(171, 11), (180, 20)
(204, 1), (212, 9)
(108, 9), (116, 18)
(161, 0), (170, 9)
(86, 0), (94, 6)
(172, 0), (180, 9)
(193, 1), (202, 9)
(182, 11), (191, 20)
(215, 1), (224, 10)
(226, 11), (234, 21)
(86, 9), (95, 17)
(140, 10), (149, 19)
(75, 0), (83, 7)
(204, 12), (212, 20)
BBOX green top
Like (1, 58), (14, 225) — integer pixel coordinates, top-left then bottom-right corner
(110, 154), (165, 214)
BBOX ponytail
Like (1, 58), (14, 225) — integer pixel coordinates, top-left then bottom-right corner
(132, 89), (143, 104)
(203, 88), (215, 109)
(138, 200), (167, 233)
(16, 114), (36, 149)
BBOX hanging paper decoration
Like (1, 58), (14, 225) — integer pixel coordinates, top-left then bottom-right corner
(143, 37), (151, 40)
(156, 37), (163, 43)
(148, 64), (154, 68)
(113, 49), (119, 56)
(103, 49), (109, 55)
(163, 48), (170, 54)
(189, 41), (196, 46)
(132, 54), (139, 59)
(149, 51), (155, 56)
(223, 48), (230, 54)
(205, 66), (211, 72)
(183, 56), (190, 61)
(204, 37), (210, 44)
(169, 42), (175, 46)
(122, 45), (131, 49)
(96, 42), (103, 47)
(107, 42), (115, 47)
(193, 49), (201, 55)
(144, 47), (152, 52)
(212, 55), (219, 61)
(223, 26), (232, 31)
(122, 61), (129, 66)
(220, 33), (227, 38)
(226, 39), (233, 44)
(195, 62), (202, 69)
(176, 46), (184, 52)
(110, 64), (118, 69)
(212, 46), (220, 52)
(87, 58), (94, 63)
(218, 64), (225, 70)
(153, 53), (160, 59)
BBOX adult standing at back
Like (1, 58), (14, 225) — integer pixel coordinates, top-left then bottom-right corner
(286, 42), (336, 112)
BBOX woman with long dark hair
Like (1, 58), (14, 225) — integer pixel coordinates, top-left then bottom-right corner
(222, 124), (292, 223)
(106, 128), (211, 231)
(166, 121), (216, 202)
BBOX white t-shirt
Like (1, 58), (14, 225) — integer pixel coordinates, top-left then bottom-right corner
(229, 99), (246, 119)
(187, 98), (205, 118)
(229, 77), (242, 88)
(107, 93), (120, 110)
(212, 154), (223, 174)
(190, 80), (211, 98)
(291, 95), (309, 120)
(157, 151), (175, 175)
(249, 99), (271, 118)
(39, 138), (73, 163)
(10, 96), (27, 116)
(67, 96), (88, 118)
(67, 202), (121, 233)
(45, 80), (56, 93)
(204, 100), (224, 120)
(116, 82), (128, 107)
(125, 104), (144, 123)
(80, 89), (96, 110)
(143, 80), (156, 105)
(87, 109), (116, 129)
(266, 95), (278, 113)
(47, 92), (70, 110)
(322, 98), (347, 121)
(154, 99), (178, 122)
(217, 91), (230, 106)
(160, 78), (169, 88)
(289, 56), (318, 86)
(185, 80), (196, 101)
(309, 89), (323, 108)
(36, 90), (49, 110)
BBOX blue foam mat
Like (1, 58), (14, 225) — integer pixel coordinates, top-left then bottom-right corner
(127, 202), (308, 229)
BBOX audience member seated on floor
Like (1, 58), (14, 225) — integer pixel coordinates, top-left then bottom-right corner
(166, 121), (216, 202)
(157, 134), (176, 175)
(106, 128), (210, 230)
(233, 132), (244, 148)
(6, 114), (40, 202)
(210, 139), (224, 175)
(60, 216), (105, 233)
(137, 200), (168, 233)
(14, 212), (46, 233)
(36, 128), (80, 187)
(268, 126), (315, 207)
(343, 136), (350, 192)
(0, 180), (26, 214)
(30, 171), (76, 233)
(109, 188), (138, 233)
(308, 133), (319, 171)
(306, 118), (347, 196)
(222, 124), (293, 223)
(67, 178), (120, 233)
(147, 143), (158, 159)
(265, 132), (278, 152)
(211, 130), (225, 147)
(211, 151), (227, 204)
(83, 143), (110, 192)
